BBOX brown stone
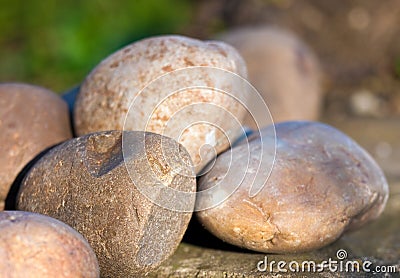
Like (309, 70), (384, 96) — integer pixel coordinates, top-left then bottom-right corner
(0, 83), (72, 210)
(197, 121), (389, 253)
(0, 210), (99, 277)
(219, 27), (323, 128)
(74, 35), (250, 173)
(17, 130), (196, 277)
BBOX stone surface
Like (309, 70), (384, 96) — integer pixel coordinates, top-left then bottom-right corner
(74, 35), (250, 173)
(196, 121), (388, 253)
(219, 26), (323, 128)
(0, 83), (72, 210)
(0, 210), (99, 278)
(17, 130), (196, 277)
(149, 118), (400, 277)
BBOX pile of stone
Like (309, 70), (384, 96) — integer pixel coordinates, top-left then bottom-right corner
(0, 28), (388, 277)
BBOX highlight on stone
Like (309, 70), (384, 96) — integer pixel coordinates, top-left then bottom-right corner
(73, 35), (250, 174)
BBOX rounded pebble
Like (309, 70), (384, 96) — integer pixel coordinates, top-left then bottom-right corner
(17, 130), (196, 277)
(0, 210), (99, 278)
(197, 121), (389, 253)
(74, 35), (249, 173)
(219, 27), (323, 127)
(0, 83), (72, 210)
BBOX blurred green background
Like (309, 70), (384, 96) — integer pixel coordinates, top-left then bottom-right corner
(0, 0), (192, 92)
(1, 0), (399, 111)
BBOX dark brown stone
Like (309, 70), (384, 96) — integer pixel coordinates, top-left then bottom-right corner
(0, 83), (72, 210)
(17, 130), (196, 277)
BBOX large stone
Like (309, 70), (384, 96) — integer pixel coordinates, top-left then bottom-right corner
(17, 130), (196, 277)
(0, 83), (72, 210)
(219, 27), (323, 128)
(0, 210), (99, 278)
(74, 35), (250, 173)
(149, 118), (400, 277)
(197, 121), (389, 253)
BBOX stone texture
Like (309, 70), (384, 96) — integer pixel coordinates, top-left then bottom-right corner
(150, 117), (400, 277)
(17, 130), (196, 277)
(219, 27), (323, 128)
(74, 35), (250, 173)
(196, 121), (388, 253)
(0, 210), (99, 278)
(0, 83), (72, 210)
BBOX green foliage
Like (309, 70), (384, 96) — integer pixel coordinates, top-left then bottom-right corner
(0, 0), (192, 92)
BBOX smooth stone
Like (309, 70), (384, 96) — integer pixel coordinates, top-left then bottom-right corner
(0, 210), (99, 277)
(17, 130), (196, 277)
(219, 26), (323, 127)
(197, 121), (389, 253)
(74, 35), (249, 173)
(0, 83), (72, 210)
(147, 118), (400, 278)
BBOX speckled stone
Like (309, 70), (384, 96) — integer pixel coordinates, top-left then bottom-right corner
(219, 27), (323, 127)
(197, 121), (389, 253)
(0, 83), (72, 210)
(0, 210), (99, 278)
(74, 35), (249, 173)
(17, 130), (196, 277)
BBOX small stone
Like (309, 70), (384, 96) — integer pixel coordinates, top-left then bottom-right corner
(0, 210), (99, 277)
(0, 83), (72, 210)
(219, 27), (323, 127)
(74, 35), (249, 173)
(17, 130), (196, 277)
(197, 121), (389, 253)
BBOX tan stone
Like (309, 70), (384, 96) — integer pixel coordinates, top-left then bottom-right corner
(0, 83), (72, 210)
(74, 35), (249, 173)
(0, 211), (99, 277)
(197, 121), (388, 253)
(219, 27), (323, 128)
